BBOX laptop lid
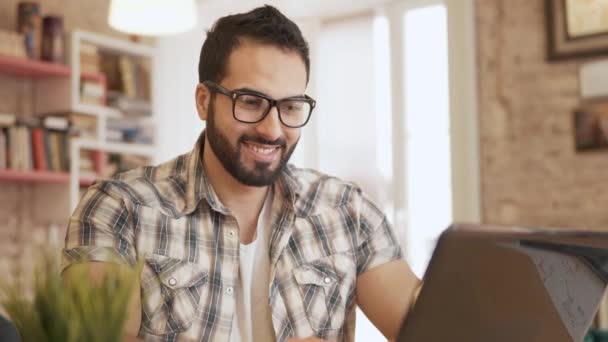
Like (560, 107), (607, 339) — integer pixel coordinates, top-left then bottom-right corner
(396, 223), (608, 342)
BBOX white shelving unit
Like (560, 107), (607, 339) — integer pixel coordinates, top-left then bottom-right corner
(69, 139), (156, 211)
(66, 30), (157, 212)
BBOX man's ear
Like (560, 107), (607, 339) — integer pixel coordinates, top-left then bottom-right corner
(195, 83), (210, 121)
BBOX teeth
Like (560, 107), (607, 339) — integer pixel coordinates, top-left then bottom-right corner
(246, 143), (277, 155)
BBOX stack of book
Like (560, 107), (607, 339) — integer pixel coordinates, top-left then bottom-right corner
(80, 43), (100, 73)
(106, 116), (154, 145)
(55, 112), (100, 178)
(100, 53), (150, 102)
(118, 56), (150, 100)
(80, 79), (105, 105)
(0, 112), (100, 176)
(0, 114), (71, 172)
(108, 91), (151, 117)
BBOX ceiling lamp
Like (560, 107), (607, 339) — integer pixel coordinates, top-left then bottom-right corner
(108, 0), (197, 36)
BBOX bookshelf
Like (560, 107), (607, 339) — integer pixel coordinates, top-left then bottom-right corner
(0, 54), (70, 78)
(0, 29), (157, 215)
(0, 169), (95, 187)
(67, 30), (157, 211)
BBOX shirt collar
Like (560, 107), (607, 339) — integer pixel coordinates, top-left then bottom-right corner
(177, 131), (301, 216)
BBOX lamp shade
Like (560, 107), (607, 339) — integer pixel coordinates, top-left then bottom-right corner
(108, 0), (197, 36)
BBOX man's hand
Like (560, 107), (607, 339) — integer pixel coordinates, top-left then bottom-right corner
(286, 337), (327, 341)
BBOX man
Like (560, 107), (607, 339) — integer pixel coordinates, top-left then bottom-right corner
(62, 5), (420, 342)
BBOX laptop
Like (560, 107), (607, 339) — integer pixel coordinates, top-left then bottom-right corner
(396, 223), (608, 342)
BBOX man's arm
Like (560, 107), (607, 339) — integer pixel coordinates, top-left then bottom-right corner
(356, 259), (421, 340)
(62, 262), (142, 342)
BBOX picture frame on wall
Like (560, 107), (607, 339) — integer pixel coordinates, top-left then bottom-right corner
(546, 0), (608, 60)
(574, 102), (608, 151)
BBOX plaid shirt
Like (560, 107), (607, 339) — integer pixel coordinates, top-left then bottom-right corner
(63, 133), (403, 342)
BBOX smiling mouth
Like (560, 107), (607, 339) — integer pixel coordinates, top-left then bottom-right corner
(242, 141), (281, 156)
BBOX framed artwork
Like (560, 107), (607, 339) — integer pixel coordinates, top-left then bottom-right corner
(546, 0), (608, 60)
(574, 103), (608, 151)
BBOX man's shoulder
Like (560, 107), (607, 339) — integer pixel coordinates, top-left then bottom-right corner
(114, 153), (189, 184)
(89, 153), (190, 210)
(286, 165), (363, 216)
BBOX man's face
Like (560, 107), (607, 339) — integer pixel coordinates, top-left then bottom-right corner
(204, 39), (307, 187)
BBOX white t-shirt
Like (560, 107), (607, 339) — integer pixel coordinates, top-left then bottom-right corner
(230, 191), (276, 342)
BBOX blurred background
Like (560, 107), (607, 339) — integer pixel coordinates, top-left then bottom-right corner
(1, 0), (608, 339)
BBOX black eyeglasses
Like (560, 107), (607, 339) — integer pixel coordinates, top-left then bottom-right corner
(203, 80), (316, 128)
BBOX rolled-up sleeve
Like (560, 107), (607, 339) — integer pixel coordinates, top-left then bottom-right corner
(355, 191), (403, 276)
(62, 181), (136, 273)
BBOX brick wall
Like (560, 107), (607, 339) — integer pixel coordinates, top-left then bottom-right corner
(0, 0), (153, 284)
(476, 0), (608, 230)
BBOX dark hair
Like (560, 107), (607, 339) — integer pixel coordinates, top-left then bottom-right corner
(198, 5), (310, 84)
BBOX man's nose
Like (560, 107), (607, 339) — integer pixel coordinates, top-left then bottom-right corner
(254, 106), (283, 142)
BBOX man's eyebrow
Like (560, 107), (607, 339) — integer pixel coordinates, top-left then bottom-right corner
(234, 87), (306, 100)
(234, 87), (268, 96)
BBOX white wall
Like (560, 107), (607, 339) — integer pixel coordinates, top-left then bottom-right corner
(153, 26), (204, 163)
(317, 14), (384, 202)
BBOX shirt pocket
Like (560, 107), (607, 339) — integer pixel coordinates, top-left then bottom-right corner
(292, 252), (356, 334)
(140, 253), (208, 335)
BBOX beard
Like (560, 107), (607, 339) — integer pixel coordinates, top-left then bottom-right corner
(205, 96), (298, 187)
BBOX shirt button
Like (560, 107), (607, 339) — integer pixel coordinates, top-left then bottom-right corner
(226, 286), (233, 296)
(228, 230), (235, 237)
(324, 277), (332, 284)
(168, 278), (177, 286)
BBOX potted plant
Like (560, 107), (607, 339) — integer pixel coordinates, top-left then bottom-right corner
(0, 254), (139, 342)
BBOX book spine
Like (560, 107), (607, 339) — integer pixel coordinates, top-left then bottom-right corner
(43, 129), (53, 172)
(50, 131), (62, 172)
(93, 150), (107, 176)
(24, 126), (33, 171)
(0, 128), (6, 169)
(61, 131), (69, 172)
(9, 126), (23, 171)
(31, 127), (47, 171)
(6, 127), (14, 169)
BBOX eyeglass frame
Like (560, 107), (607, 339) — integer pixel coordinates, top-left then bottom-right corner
(203, 80), (316, 128)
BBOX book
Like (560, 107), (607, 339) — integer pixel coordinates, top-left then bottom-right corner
(61, 131), (69, 171)
(106, 128), (123, 142)
(0, 128), (6, 169)
(108, 93), (151, 116)
(8, 126), (25, 171)
(43, 116), (69, 131)
(94, 151), (107, 176)
(80, 43), (101, 74)
(31, 127), (47, 171)
(70, 113), (97, 139)
(137, 59), (151, 100)
(80, 42), (98, 56)
(23, 126), (33, 171)
(0, 113), (16, 127)
(7, 127), (18, 170)
(43, 129), (53, 171)
(48, 130), (62, 172)
(80, 80), (105, 105)
(119, 56), (136, 98)
(99, 53), (122, 93)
